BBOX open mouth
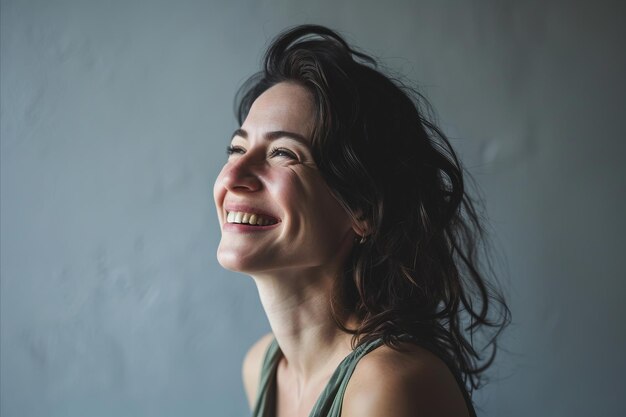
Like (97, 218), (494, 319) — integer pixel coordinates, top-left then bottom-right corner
(226, 211), (279, 226)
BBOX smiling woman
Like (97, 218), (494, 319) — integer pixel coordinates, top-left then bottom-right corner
(213, 25), (509, 417)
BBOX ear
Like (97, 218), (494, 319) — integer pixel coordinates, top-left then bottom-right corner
(350, 209), (371, 239)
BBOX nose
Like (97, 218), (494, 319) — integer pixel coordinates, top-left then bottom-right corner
(219, 155), (262, 193)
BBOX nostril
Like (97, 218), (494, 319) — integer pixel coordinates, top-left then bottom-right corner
(222, 166), (261, 192)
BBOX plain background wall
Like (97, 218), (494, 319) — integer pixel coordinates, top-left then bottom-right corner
(2, 0), (625, 416)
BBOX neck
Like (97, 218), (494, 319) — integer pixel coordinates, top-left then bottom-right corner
(253, 266), (356, 386)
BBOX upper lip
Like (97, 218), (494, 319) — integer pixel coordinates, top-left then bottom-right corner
(223, 203), (281, 222)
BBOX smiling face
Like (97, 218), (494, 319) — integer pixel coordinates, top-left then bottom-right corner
(214, 82), (358, 276)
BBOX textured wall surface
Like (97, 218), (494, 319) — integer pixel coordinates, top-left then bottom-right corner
(2, 0), (625, 416)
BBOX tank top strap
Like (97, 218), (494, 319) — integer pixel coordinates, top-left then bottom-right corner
(252, 338), (281, 417)
(308, 337), (385, 417)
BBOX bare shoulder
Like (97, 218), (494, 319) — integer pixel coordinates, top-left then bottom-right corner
(342, 342), (470, 417)
(242, 332), (275, 409)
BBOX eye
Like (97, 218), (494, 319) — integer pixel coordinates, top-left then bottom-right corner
(226, 145), (245, 156)
(268, 147), (298, 160)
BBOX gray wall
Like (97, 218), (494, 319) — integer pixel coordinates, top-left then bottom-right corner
(2, 0), (625, 416)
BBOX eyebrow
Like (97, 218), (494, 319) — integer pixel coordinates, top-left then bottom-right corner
(231, 128), (309, 146)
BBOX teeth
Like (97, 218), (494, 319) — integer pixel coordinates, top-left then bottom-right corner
(226, 211), (277, 226)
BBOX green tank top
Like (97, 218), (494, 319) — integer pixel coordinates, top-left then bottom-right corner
(251, 336), (477, 417)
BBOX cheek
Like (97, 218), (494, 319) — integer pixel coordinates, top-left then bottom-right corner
(273, 169), (350, 227)
(260, 167), (297, 196)
(297, 171), (343, 213)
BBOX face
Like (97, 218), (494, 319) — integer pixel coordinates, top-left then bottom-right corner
(214, 82), (357, 275)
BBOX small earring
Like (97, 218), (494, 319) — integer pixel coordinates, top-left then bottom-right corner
(358, 235), (367, 244)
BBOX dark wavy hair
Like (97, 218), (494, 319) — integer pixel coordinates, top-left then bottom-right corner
(234, 24), (510, 392)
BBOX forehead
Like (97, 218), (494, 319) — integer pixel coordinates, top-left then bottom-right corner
(242, 82), (315, 140)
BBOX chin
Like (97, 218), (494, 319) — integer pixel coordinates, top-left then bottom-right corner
(217, 247), (258, 273)
(217, 251), (243, 272)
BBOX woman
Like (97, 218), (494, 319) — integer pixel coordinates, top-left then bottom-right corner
(214, 24), (509, 417)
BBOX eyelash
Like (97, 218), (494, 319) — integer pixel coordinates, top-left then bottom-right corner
(268, 147), (297, 159)
(225, 145), (244, 155)
(225, 146), (298, 160)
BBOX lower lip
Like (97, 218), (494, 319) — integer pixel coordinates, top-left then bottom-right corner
(223, 222), (280, 233)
